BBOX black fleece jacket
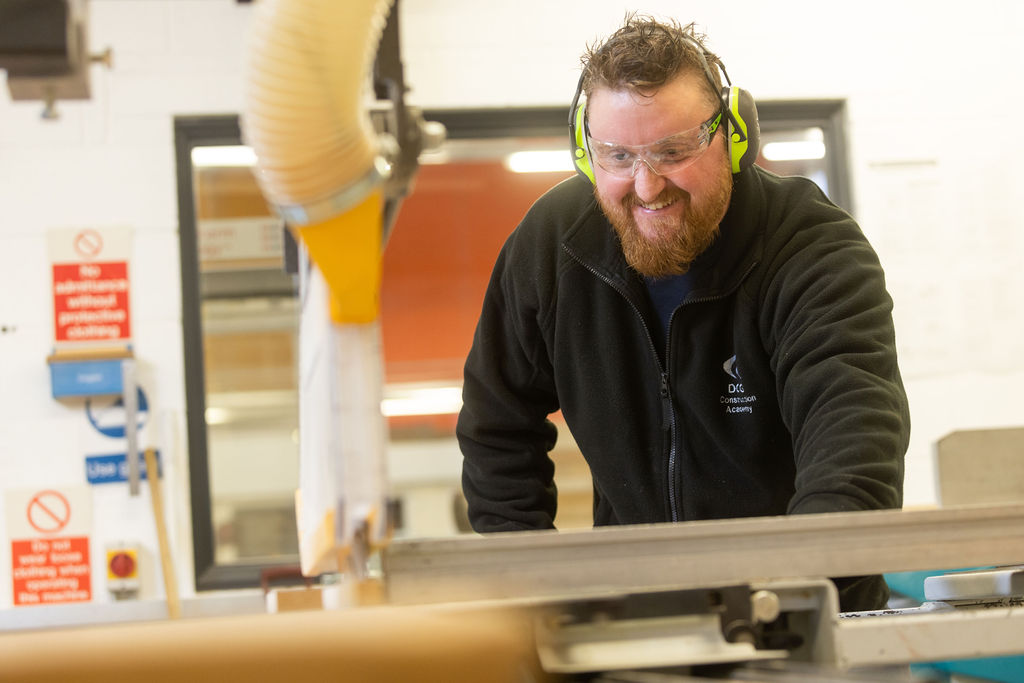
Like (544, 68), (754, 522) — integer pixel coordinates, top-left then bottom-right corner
(457, 166), (910, 612)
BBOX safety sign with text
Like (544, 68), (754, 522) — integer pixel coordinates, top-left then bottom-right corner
(47, 227), (133, 345)
(5, 487), (93, 607)
(85, 450), (161, 485)
(52, 261), (131, 342)
(11, 537), (91, 605)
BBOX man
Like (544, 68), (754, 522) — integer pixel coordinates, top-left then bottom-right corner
(456, 15), (910, 612)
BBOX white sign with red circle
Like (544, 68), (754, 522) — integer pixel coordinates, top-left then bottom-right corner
(73, 229), (104, 259)
(26, 490), (72, 534)
(47, 227), (133, 346)
(5, 487), (93, 606)
(6, 487), (91, 539)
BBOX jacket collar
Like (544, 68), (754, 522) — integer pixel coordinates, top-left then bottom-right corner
(563, 167), (766, 302)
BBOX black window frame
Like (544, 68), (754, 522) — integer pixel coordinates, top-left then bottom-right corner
(174, 101), (852, 591)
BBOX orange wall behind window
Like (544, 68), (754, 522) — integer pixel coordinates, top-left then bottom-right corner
(380, 162), (572, 383)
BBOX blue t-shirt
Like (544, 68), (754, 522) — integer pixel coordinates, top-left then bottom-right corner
(644, 273), (693, 351)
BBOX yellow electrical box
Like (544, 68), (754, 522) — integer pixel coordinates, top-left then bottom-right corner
(106, 546), (139, 596)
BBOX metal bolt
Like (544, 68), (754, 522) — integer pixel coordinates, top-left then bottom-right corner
(751, 589), (781, 623)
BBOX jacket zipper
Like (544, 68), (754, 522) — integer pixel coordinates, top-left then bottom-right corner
(660, 371), (680, 521)
(562, 246), (680, 521)
(661, 261), (760, 521)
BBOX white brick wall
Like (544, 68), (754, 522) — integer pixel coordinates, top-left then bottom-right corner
(1, 0), (1022, 611)
(0, 0), (254, 610)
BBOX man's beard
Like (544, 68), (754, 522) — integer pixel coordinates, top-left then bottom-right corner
(597, 165), (732, 278)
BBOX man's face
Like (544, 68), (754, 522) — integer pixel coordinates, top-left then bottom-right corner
(587, 70), (733, 278)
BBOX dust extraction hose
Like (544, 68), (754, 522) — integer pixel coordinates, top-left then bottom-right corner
(242, 0), (393, 324)
(240, 0), (396, 574)
(242, 0), (391, 218)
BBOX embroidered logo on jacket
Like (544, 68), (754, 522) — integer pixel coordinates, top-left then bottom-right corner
(721, 354), (757, 415)
(723, 354), (741, 380)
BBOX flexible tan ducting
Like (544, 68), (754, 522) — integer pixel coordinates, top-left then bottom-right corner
(242, 0), (392, 221)
(240, 0), (393, 574)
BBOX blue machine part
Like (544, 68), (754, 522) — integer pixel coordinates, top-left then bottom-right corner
(886, 570), (1024, 683)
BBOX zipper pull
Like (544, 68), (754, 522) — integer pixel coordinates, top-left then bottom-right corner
(660, 373), (672, 431)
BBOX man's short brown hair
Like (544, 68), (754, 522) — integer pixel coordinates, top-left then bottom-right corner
(581, 14), (724, 109)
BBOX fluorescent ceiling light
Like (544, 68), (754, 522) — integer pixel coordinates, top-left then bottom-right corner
(381, 384), (462, 417)
(505, 150), (575, 174)
(192, 145), (257, 168)
(205, 385), (463, 424)
(205, 406), (232, 425)
(761, 140), (826, 162)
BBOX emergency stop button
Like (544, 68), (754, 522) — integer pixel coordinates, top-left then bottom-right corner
(106, 546), (140, 597)
(108, 550), (136, 579)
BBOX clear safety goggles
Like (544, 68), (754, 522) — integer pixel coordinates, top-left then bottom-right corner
(586, 110), (722, 178)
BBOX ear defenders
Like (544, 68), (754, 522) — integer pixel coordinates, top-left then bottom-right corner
(569, 35), (760, 182)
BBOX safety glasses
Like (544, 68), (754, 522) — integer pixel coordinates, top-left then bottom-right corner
(586, 111), (722, 178)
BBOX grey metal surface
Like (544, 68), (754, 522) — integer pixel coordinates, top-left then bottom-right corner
(838, 601), (1024, 667)
(383, 504), (1024, 606)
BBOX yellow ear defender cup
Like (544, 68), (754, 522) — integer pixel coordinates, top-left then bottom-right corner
(569, 73), (596, 183)
(569, 31), (759, 182)
(724, 85), (760, 174)
(689, 35), (759, 175)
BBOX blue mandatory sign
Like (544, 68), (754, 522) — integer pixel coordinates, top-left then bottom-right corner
(85, 451), (162, 485)
(85, 387), (148, 438)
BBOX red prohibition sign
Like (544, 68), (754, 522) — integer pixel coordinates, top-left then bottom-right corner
(73, 229), (104, 260)
(27, 490), (72, 534)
